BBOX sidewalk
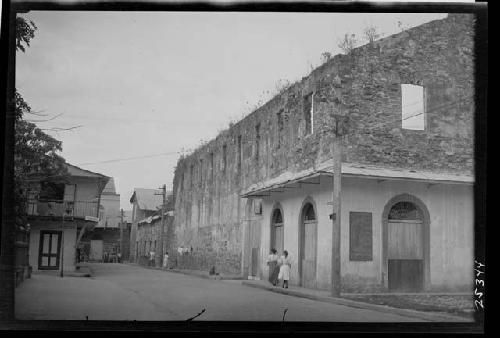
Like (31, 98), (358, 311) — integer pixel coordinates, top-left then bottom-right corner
(32, 264), (93, 278)
(125, 262), (242, 281)
(241, 279), (473, 323)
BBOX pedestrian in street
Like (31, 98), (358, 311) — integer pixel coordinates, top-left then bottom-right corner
(278, 250), (291, 289)
(267, 248), (279, 286)
(149, 250), (155, 267)
(117, 252), (122, 263)
(163, 251), (169, 268)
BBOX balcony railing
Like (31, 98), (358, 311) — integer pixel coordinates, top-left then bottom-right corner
(26, 200), (99, 219)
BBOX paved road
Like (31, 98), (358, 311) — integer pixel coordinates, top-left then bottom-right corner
(16, 263), (424, 322)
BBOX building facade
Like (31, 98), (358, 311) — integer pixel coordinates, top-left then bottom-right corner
(97, 178), (121, 228)
(135, 211), (174, 266)
(26, 164), (109, 272)
(171, 14), (475, 291)
(128, 188), (164, 262)
(80, 178), (122, 262)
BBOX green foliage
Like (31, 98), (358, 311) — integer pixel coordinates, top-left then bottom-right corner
(337, 33), (357, 54)
(16, 17), (37, 53)
(363, 25), (381, 43)
(14, 17), (68, 222)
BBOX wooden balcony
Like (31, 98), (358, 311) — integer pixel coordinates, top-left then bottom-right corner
(26, 200), (99, 219)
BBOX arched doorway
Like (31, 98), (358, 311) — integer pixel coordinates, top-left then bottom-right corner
(383, 196), (430, 292)
(270, 206), (284, 254)
(299, 200), (317, 288)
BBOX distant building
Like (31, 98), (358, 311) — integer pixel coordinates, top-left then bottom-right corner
(82, 178), (122, 262)
(97, 178), (121, 228)
(120, 210), (133, 261)
(128, 188), (163, 263)
(135, 208), (174, 266)
(26, 163), (109, 272)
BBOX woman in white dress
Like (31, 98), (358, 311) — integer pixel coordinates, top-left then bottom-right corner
(278, 250), (291, 288)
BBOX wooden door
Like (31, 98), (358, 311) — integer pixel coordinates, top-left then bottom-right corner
(38, 231), (62, 270)
(249, 219), (261, 277)
(387, 220), (424, 291)
(301, 220), (317, 288)
(90, 240), (103, 261)
(251, 248), (259, 276)
(273, 225), (284, 254)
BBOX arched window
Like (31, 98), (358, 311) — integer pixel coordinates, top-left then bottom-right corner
(272, 209), (283, 225)
(303, 203), (316, 221)
(388, 201), (423, 220)
(271, 207), (284, 254)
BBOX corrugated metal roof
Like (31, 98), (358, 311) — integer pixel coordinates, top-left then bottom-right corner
(241, 161), (473, 197)
(66, 163), (108, 179)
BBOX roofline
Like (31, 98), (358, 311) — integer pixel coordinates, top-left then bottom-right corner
(66, 163), (109, 179)
(176, 14), (460, 163)
(241, 170), (474, 198)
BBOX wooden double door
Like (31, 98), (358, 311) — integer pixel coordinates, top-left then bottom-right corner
(38, 230), (62, 270)
(387, 219), (424, 291)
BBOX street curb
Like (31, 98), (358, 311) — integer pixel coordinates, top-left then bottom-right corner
(241, 281), (472, 323)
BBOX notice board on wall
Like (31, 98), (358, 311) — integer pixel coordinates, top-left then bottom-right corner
(349, 212), (373, 261)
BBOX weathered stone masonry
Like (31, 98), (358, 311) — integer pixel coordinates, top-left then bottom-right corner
(170, 14), (475, 276)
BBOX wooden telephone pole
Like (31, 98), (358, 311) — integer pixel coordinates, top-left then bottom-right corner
(120, 209), (124, 258)
(331, 112), (347, 297)
(155, 185), (166, 267)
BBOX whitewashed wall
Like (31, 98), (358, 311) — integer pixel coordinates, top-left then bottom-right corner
(258, 175), (473, 292)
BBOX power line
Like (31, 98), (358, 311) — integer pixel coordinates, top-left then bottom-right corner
(77, 151), (181, 166)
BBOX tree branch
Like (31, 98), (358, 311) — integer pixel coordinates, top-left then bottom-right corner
(26, 113), (64, 123)
(40, 125), (83, 132)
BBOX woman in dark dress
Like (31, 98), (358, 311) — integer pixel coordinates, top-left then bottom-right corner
(267, 248), (280, 286)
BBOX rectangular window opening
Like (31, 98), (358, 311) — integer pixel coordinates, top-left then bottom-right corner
(277, 111), (284, 148)
(237, 136), (242, 173)
(199, 159), (204, 186)
(190, 164), (195, 188)
(255, 124), (260, 163)
(303, 93), (314, 135)
(222, 144), (227, 174)
(210, 152), (214, 181)
(349, 212), (373, 261)
(401, 84), (425, 130)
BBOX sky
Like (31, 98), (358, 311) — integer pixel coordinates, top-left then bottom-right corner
(15, 10), (448, 209)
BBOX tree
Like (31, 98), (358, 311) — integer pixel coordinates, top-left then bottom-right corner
(14, 17), (68, 226)
(337, 33), (357, 55)
(363, 25), (381, 44)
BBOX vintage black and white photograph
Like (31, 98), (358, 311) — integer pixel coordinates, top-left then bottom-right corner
(1, 0), (486, 332)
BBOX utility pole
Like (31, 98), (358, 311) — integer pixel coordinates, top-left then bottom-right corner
(120, 209), (124, 258)
(155, 184), (166, 268)
(331, 112), (346, 297)
(60, 212), (65, 278)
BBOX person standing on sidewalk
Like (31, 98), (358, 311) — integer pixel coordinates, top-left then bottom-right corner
(267, 248), (279, 286)
(149, 250), (155, 267)
(278, 250), (291, 289)
(163, 252), (169, 269)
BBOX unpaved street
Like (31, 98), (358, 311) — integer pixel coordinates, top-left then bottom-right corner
(16, 263), (424, 322)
